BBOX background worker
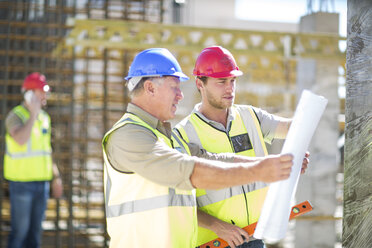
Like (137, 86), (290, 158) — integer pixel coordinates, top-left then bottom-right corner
(174, 46), (309, 248)
(102, 48), (295, 248)
(4, 72), (63, 248)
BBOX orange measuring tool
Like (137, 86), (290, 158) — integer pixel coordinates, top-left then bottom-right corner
(198, 200), (313, 248)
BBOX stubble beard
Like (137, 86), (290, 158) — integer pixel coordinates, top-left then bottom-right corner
(206, 91), (233, 110)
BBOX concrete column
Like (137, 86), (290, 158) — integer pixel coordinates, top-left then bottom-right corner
(295, 12), (340, 248)
(343, 0), (372, 247)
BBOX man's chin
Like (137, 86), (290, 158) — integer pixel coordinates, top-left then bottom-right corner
(169, 111), (177, 120)
(222, 101), (233, 109)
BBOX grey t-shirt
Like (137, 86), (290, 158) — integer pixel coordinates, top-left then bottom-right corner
(176, 103), (282, 158)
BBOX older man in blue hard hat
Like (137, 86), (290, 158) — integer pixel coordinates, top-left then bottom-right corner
(102, 48), (296, 248)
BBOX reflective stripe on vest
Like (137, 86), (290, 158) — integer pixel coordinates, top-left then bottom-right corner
(4, 105), (52, 181)
(106, 188), (195, 218)
(175, 105), (268, 246)
(102, 113), (196, 248)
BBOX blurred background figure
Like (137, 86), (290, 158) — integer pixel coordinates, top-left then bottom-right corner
(4, 72), (62, 248)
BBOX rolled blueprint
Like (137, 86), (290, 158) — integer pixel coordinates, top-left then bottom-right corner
(253, 90), (328, 242)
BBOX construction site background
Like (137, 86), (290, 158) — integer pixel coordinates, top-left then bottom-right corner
(0, 0), (345, 247)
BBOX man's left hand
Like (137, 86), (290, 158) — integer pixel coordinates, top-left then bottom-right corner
(301, 151), (310, 174)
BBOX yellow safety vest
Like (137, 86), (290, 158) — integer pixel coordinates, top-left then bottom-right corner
(4, 105), (52, 182)
(175, 105), (268, 246)
(102, 113), (197, 248)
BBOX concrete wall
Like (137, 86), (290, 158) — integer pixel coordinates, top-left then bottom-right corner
(295, 12), (340, 248)
(299, 12), (339, 34)
(181, 0), (298, 32)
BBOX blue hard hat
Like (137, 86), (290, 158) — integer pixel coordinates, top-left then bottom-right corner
(124, 48), (189, 81)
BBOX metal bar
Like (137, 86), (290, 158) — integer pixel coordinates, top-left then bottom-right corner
(124, 0), (128, 20)
(142, 0), (146, 21)
(68, 0), (76, 239)
(40, 0), (47, 74)
(68, 4), (76, 245)
(54, 0), (65, 246)
(23, 0), (30, 76)
(122, 50), (129, 112)
(87, 0), (91, 19)
(104, 0), (109, 19)
(103, 48), (109, 248)
(160, 0), (164, 23)
(103, 49), (109, 139)
(82, 46), (90, 248)
(0, 1), (13, 245)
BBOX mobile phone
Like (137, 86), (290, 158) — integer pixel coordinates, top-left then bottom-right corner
(24, 90), (34, 104)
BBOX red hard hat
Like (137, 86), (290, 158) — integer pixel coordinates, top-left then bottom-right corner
(193, 46), (243, 78)
(22, 72), (50, 92)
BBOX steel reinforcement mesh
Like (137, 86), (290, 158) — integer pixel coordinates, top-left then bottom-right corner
(0, 1), (164, 247)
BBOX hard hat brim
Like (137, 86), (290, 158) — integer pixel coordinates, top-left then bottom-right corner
(125, 72), (189, 82)
(194, 70), (243, 78)
(172, 72), (189, 81)
(125, 72), (189, 91)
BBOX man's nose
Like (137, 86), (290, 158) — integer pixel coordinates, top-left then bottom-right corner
(226, 81), (235, 92)
(176, 88), (183, 100)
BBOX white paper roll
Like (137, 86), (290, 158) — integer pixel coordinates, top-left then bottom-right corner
(253, 90), (328, 242)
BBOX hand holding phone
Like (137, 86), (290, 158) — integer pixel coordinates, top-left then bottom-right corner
(24, 90), (41, 116)
(24, 90), (34, 104)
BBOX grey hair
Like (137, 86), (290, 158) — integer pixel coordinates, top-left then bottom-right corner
(128, 76), (164, 97)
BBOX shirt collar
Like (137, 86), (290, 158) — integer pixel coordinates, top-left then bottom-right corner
(191, 103), (236, 131)
(126, 103), (172, 138)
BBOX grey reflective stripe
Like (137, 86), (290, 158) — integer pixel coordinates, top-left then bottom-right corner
(112, 116), (157, 137)
(106, 188), (196, 218)
(180, 117), (203, 147)
(171, 133), (188, 154)
(237, 107), (266, 157)
(6, 150), (51, 158)
(197, 183), (267, 207)
(113, 117), (138, 129)
(5, 138), (51, 159)
(197, 186), (245, 207)
(104, 160), (112, 217)
(13, 107), (28, 123)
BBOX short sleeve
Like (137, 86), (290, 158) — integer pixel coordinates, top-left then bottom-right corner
(105, 124), (196, 190)
(250, 106), (280, 144)
(5, 111), (23, 134)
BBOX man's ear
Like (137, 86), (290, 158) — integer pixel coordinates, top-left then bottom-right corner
(195, 78), (204, 91)
(143, 79), (155, 95)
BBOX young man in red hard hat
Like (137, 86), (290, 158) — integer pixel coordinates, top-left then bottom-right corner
(174, 46), (309, 248)
(102, 48), (297, 248)
(4, 72), (63, 248)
